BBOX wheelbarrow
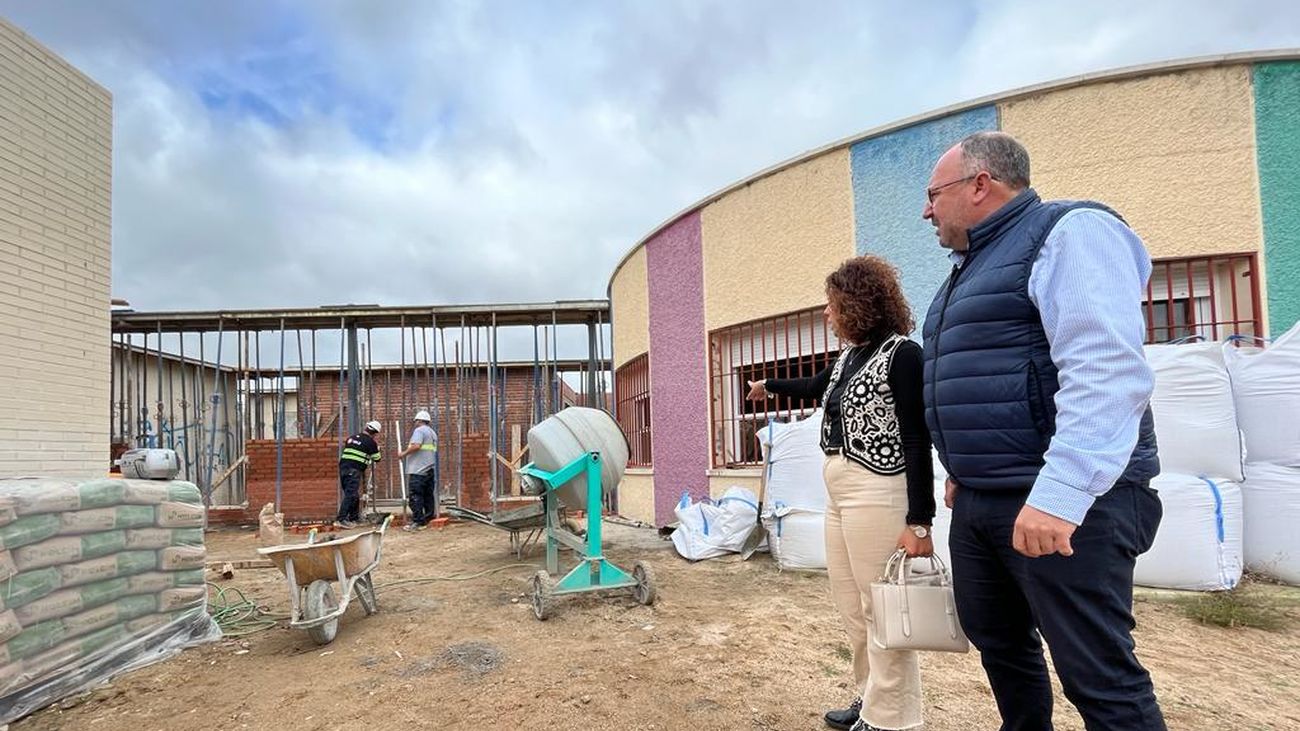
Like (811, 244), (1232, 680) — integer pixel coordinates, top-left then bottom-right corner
(256, 515), (393, 644)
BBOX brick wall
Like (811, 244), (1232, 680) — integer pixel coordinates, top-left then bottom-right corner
(460, 432), (493, 513)
(234, 438), (340, 524)
(0, 18), (113, 478)
(297, 367), (584, 503)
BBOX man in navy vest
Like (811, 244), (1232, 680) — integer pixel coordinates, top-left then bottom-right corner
(921, 131), (1165, 730)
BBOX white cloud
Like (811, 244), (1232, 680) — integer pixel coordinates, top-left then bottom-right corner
(3, 0), (1299, 361)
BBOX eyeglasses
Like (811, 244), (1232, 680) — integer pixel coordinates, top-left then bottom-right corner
(925, 174), (978, 204)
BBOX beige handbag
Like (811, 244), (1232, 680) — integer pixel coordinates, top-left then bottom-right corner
(870, 549), (969, 653)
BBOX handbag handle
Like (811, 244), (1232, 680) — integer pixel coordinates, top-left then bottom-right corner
(881, 548), (962, 641)
(883, 548), (953, 587)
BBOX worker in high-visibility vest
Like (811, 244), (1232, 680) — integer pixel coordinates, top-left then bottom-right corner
(396, 410), (438, 531)
(335, 420), (382, 529)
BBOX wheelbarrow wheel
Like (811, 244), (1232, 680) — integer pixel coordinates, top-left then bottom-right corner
(304, 580), (340, 645)
(632, 561), (656, 606)
(531, 570), (555, 621)
(356, 574), (378, 616)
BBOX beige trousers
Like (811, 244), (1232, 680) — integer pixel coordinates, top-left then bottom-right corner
(823, 455), (923, 730)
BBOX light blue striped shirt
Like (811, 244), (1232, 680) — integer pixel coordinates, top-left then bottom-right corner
(950, 208), (1156, 524)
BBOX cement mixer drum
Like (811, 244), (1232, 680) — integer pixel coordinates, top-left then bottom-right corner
(525, 407), (629, 508)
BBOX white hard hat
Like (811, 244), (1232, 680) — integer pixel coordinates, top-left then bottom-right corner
(365, 420), (382, 433)
(414, 410), (432, 422)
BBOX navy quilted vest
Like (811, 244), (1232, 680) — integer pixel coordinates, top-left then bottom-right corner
(921, 189), (1159, 491)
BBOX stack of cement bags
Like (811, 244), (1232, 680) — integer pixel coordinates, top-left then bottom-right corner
(0, 478), (221, 723)
(1135, 341), (1246, 590)
(757, 412), (827, 571)
(1224, 323), (1300, 585)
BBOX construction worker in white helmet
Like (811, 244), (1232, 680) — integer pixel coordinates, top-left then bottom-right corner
(396, 409), (438, 531)
(335, 420), (382, 529)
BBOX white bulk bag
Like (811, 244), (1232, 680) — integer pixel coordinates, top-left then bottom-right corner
(669, 487), (760, 561)
(1223, 323), (1300, 467)
(928, 478), (954, 570)
(1134, 473), (1243, 591)
(1144, 342), (1244, 480)
(765, 503), (826, 571)
(1241, 463), (1300, 585)
(757, 411), (827, 512)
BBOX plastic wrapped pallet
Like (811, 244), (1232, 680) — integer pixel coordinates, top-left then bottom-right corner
(1240, 463), (1300, 585)
(1134, 473), (1243, 591)
(1144, 342), (1245, 480)
(1222, 324), (1300, 467)
(0, 477), (220, 724)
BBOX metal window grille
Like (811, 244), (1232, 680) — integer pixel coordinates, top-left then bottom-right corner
(708, 306), (841, 468)
(1144, 253), (1261, 343)
(614, 353), (652, 467)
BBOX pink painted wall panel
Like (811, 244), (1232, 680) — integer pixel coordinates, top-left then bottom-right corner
(645, 212), (709, 524)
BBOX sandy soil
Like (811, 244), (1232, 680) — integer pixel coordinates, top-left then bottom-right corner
(12, 521), (1300, 730)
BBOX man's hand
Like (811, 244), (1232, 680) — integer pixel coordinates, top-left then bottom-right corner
(745, 380), (768, 401)
(944, 477), (958, 509)
(897, 528), (934, 558)
(1012, 505), (1078, 557)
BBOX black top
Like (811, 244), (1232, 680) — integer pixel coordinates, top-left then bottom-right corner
(339, 432), (383, 469)
(765, 335), (936, 525)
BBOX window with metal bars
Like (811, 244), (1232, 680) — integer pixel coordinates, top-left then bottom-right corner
(1144, 253), (1261, 343)
(708, 306), (841, 468)
(614, 353), (652, 467)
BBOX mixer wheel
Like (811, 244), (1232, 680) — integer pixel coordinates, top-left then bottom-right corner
(531, 570), (556, 620)
(632, 561), (657, 606)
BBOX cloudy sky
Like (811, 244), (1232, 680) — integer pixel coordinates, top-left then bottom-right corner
(5, 1), (1300, 317)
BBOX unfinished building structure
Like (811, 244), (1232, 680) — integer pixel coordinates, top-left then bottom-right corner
(110, 301), (612, 523)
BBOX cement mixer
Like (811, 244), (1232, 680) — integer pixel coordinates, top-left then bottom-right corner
(518, 407), (656, 620)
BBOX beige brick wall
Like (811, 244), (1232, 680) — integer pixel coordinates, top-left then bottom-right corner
(0, 18), (113, 478)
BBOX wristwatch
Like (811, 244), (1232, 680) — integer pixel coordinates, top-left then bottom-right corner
(909, 524), (931, 539)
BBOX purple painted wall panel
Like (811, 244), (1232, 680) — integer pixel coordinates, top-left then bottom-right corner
(645, 212), (709, 525)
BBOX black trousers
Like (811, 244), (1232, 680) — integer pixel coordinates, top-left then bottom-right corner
(337, 464), (364, 522)
(949, 479), (1166, 731)
(407, 470), (437, 525)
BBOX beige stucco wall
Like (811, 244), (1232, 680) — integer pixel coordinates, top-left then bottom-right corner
(999, 65), (1263, 259)
(617, 471), (656, 525)
(700, 149), (855, 331)
(709, 471), (761, 500)
(610, 245), (650, 369)
(0, 19), (112, 478)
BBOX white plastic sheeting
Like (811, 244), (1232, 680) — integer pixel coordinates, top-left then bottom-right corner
(1145, 342), (1245, 481)
(1241, 463), (1300, 585)
(1223, 323), (1300, 467)
(1134, 473), (1242, 591)
(669, 487), (761, 562)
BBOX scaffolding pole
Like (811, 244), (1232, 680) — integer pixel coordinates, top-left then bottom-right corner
(275, 318), (287, 512)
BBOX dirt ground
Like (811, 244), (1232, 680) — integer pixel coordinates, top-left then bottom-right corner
(12, 520), (1300, 730)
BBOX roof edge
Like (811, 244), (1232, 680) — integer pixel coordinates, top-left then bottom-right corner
(605, 48), (1300, 292)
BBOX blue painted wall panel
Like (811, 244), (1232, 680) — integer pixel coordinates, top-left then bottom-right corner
(851, 107), (999, 332)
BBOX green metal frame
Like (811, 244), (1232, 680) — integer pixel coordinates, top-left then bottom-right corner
(518, 452), (637, 595)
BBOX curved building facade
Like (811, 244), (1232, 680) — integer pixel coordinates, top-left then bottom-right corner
(608, 52), (1300, 526)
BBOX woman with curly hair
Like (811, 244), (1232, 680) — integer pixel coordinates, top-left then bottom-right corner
(747, 255), (935, 731)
